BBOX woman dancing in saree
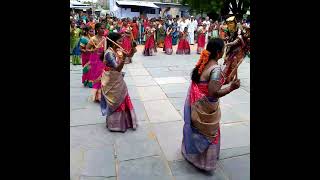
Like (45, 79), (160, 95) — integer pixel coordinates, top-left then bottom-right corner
(86, 23), (106, 102)
(176, 27), (190, 55)
(181, 38), (240, 171)
(80, 26), (94, 87)
(156, 20), (166, 48)
(163, 27), (173, 55)
(172, 19), (179, 46)
(143, 26), (156, 56)
(120, 22), (133, 64)
(100, 32), (137, 132)
(223, 16), (246, 84)
(197, 24), (206, 54)
(70, 20), (82, 65)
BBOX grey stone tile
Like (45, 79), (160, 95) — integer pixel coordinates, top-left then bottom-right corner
(70, 148), (85, 180)
(70, 107), (105, 126)
(118, 156), (172, 180)
(154, 77), (187, 85)
(146, 67), (170, 74)
(229, 103), (250, 121)
(124, 76), (135, 86)
(80, 176), (116, 180)
(142, 61), (164, 68)
(126, 63), (145, 69)
(70, 124), (114, 150)
(136, 86), (167, 101)
(127, 86), (140, 100)
(116, 137), (161, 161)
(112, 124), (151, 141)
(128, 68), (150, 76)
(70, 65), (83, 71)
(168, 66), (193, 71)
(168, 98), (185, 112)
(220, 155), (250, 180)
(220, 146), (250, 160)
(143, 100), (182, 123)
(151, 121), (184, 161)
(220, 106), (248, 124)
(82, 147), (116, 177)
(220, 123), (250, 150)
(149, 70), (187, 78)
(169, 160), (227, 180)
(131, 100), (148, 121)
(71, 80), (85, 88)
(227, 88), (250, 104)
(70, 87), (91, 97)
(219, 95), (236, 106)
(70, 74), (83, 81)
(160, 83), (189, 98)
(131, 76), (157, 86)
(70, 96), (90, 110)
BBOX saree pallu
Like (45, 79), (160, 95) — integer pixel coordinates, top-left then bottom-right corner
(182, 82), (221, 171)
(156, 28), (165, 48)
(164, 35), (173, 55)
(81, 53), (91, 87)
(122, 35), (133, 63)
(172, 32), (179, 45)
(143, 34), (155, 56)
(131, 23), (139, 40)
(197, 33), (206, 54)
(88, 48), (105, 101)
(176, 38), (190, 55)
(80, 37), (90, 87)
(71, 40), (82, 65)
(100, 70), (137, 132)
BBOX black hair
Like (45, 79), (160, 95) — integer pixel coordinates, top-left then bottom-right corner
(106, 32), (122, 49)
(82, 26), (89, 35)
(191, 38), (225, 83)
(95, 23), (102, 33)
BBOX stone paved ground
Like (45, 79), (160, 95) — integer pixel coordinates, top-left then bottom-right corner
(70, 44), (250, 180)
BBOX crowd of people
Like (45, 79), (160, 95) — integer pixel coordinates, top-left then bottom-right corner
(70, 11), (250, 173)
(70, 12), (250, 60)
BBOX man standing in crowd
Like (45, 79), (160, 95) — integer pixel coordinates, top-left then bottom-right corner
(202, 16), (211, 43)
(187, 16), (197, 45)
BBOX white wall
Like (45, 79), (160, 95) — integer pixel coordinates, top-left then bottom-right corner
(146, 14), (159, 19)
(146, 8), (159, 18)
(120, 8), (140, 18)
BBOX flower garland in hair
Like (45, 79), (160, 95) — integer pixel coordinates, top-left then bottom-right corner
(196, 49), (210, 75)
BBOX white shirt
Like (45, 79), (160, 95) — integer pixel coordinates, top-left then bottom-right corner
(203, 20), (210, 31)
(188, 20), (198, 32)
(179, 21), (189, 32)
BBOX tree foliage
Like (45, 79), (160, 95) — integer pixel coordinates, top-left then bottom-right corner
(182, 0), (250, 17)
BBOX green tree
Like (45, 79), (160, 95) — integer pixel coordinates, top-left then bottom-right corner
(182, 0), (224, 15)
(182, 0), (249, 19)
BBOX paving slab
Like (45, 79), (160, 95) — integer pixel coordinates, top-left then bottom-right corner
(82, 147), (116, 177)
(151, 121), (184, 161)
(118, 156), (173, 180)
(136, 86), (167, 101)
(169, 160), (228, 180)
(154, 77), (188, 85)
(220, 123), (250, 150)
(219, 155), (250, 180)
(143, 100), (182, 123)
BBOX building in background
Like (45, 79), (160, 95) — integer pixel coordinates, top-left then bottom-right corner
(108, 0), (189, 19)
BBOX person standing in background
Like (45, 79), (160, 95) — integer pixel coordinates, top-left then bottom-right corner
(187, 16), (197, 45)
(202, 16), (211, 43)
